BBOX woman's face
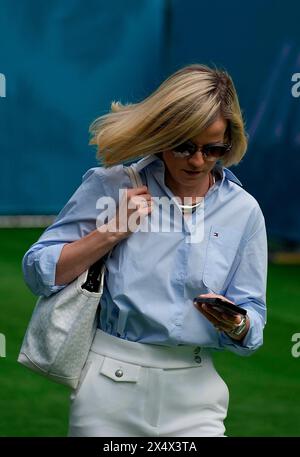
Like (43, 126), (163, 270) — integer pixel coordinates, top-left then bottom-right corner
(161, 116), (228, 191)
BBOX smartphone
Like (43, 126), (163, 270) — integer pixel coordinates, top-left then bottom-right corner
(193, 297), (247, 316)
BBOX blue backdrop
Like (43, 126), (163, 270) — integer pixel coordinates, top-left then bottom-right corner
(1, 0), (299, 242)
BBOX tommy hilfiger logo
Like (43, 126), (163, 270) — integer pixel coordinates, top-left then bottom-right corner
(213, 232), (219, 237)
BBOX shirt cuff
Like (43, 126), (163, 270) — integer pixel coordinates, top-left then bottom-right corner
(34, 243), (68, 296)
(218, 308), (264, 356)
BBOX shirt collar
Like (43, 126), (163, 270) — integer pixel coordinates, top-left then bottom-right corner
(133, 153), (243, 187)
(211, 162), (243, 187)
(133, 154), (160, 173)
(222, 167), (243, 187)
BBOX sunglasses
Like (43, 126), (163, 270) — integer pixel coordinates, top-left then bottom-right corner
(171, 139), (232, 161)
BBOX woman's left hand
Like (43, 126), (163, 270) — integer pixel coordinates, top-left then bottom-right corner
(193, 293), (250, 341)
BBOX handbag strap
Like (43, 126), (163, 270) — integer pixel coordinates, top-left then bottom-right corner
(82, 164), (142, 291)
(124, 163), (144, 188)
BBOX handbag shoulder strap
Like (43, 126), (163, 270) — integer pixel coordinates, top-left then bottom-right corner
(124, 163), (144, 188)
(106, 164), (142, 259)
(105, 163), (142, 260)
(105, 164), (142, 255)
(82, 164), (142, 291)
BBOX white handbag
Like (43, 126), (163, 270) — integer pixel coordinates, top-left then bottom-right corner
(17, 163), (143, 389)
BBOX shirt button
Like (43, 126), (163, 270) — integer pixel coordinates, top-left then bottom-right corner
(193, 346), (201, 355)
(194, 356), (202, 364)
(115, 369), (123, 378)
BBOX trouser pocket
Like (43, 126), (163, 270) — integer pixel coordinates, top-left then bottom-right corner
(100, 356), (141, 382)
(70, 354), (143, 417)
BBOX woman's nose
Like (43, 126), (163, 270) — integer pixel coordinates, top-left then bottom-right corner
(187, 151), (206, 167)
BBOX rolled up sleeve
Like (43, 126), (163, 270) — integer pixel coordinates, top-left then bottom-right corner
(22, 167), (105, 297)
(22, 243), (68, 297)
(218, 207), (268, 356)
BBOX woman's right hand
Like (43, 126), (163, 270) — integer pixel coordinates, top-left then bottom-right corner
(99, 185), (154, 240)
(55, 186), (153, 285)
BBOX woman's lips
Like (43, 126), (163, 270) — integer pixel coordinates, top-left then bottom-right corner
(183, 170), (201, 176)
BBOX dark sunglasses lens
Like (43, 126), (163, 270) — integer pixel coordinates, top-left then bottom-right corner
(203, 145), (228, 158)
(173, 141), (195, 155)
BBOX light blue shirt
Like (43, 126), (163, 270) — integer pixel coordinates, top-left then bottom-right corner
(22, 153), (268, 356)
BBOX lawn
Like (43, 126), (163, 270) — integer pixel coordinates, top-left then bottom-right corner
(0, 228), (299, 436)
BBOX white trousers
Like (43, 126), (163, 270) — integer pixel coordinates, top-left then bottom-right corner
(68, 329), (229, 437)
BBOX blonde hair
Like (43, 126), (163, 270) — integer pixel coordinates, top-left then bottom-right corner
(89, 63), (248, 168)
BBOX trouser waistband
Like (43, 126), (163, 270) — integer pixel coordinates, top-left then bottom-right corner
(90, 329), (212, 369)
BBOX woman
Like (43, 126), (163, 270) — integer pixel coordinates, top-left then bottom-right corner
(22, 63), (268, 437)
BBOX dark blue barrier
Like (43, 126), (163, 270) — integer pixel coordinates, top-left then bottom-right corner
(1, 0), (299, 241)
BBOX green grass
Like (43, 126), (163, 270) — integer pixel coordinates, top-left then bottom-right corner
(0, 228), (300, 436)
(214, 263), (300, 436)
(0, 228), (70, 437)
